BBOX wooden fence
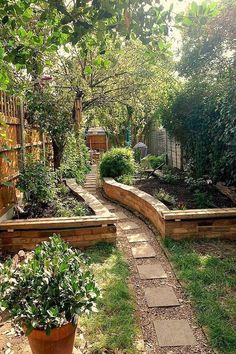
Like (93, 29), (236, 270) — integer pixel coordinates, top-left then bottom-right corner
(145, 126), (183, 170)
(0, 91), (51, 218)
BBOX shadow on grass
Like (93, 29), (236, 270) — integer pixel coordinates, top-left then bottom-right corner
(77, 242), (139, 353)
(164, 238), (236, 354)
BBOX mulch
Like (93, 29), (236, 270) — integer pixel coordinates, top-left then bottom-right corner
(135, 176), (234, 209)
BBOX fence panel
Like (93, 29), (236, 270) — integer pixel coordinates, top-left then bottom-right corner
(145, 126), (183, 170)
(0, 91), (51, 217)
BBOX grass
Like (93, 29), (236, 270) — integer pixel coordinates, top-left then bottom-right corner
(164, 238), (236, 354)
(76, 243), (140, 353)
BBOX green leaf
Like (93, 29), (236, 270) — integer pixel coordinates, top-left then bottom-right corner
(84, 66), (92, 75)
(182, 17), (193, 26)
(23, 8), (34, 19)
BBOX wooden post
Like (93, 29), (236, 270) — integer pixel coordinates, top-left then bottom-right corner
(20, 98), (26, 168)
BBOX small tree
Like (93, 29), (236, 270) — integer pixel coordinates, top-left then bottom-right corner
(27, 88), (74, 169)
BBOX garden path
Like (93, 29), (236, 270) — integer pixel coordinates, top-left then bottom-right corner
(84, 166), (213, 354)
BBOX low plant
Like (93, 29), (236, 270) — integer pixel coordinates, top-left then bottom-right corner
(147, 154), (166, 169)
(185, 176), (208, 191)
(116, 174), (134, 185)
(175, 201), (187, 210)
(17, 156), (56, 205)
(193, 191), (213, 208)
(159, 172), (180, 184)
(154, 188), (176, 205)
(99, 147), (136, 179)
(0, 235), (100, 334)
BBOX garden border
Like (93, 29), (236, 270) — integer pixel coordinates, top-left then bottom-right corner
(0, 180), (117, 252)
(102, 178), (236, 240)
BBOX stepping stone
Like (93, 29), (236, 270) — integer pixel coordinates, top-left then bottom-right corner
(137, 263), (167, 279)
(132, 243), (156, 258)
(119, 221), (139, 231)
(127, 233), (148, 243)
(153, 320), (196, 347)
(145, 287), (179, 307)
(114, 211), (127, 219)
(103, 204), (116, 211)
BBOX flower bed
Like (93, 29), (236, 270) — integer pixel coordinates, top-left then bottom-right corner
(102, 178), (236, 240)
(0, 180), (117, 252)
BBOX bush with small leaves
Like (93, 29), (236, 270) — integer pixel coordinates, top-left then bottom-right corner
(0, 235), (100, 335)
(193, 191), (213, 208)
(17, 156), (56, 205)
(99, 147), (136, 179)
(147, 154), (166, 169)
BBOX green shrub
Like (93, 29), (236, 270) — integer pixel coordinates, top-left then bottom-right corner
(147, 154), (166, 169)
(116, 174), (134, 185)
(185, 176), (208, 191)
(17, 156), (56, 205)
(159, 172), (180, 184)
(99, 148), (136, 178)
(60, 133), (90, 184)
(0, 235), (100, 334)
(193, 191), (213, 208)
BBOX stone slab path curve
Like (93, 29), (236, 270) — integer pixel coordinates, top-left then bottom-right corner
(83, 167), (213, 354)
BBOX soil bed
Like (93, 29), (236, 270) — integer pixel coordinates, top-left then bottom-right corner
(135, 174), (234, 210)
(14, 184), (94, 219)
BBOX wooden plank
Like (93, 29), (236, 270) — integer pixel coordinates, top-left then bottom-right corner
(216, 182), (236, 204)
(0, 225), (116, 238)
(162, 208), (236, 220)
(0, 215), (117, 230)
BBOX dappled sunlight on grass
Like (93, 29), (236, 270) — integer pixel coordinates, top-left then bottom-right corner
(78, 243), (140, 353)
(164, 238), (236, 354)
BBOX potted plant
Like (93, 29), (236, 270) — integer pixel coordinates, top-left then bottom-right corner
(0, 235), (100, 354)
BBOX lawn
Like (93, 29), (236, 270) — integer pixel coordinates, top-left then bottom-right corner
(164, 238), (236, 354)
(75, 243), (141, 353)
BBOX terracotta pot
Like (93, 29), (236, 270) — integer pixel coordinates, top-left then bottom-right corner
(26, 323), (76, 354)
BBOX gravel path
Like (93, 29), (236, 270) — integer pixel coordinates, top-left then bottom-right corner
(94, 185), (213, 354)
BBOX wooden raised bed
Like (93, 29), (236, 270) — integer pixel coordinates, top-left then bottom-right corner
(0, 179), (117, 252)
(102, 178), (236, 240)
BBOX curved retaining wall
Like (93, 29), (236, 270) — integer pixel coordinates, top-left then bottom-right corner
(103, 178), (236, 240)
(103, 178), (168, 236)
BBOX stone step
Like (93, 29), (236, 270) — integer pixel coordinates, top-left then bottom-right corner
(131, 243), (156, 258)
(137, 263), (167, 279)
(153, 320), (196, 347)
(113, 211), (127, 220)
(144, 287), (179, 308)
(119, 221), (139, 231)
(127, 233), (148, 243)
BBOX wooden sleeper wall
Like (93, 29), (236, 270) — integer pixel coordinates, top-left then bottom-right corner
(102, 178), (236, 240)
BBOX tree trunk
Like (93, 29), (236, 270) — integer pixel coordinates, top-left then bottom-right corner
(52, 139), (63, 170)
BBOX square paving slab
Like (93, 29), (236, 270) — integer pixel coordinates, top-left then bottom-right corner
(102, 204), (116, 211)
(127, 233), (148, 243)
(145, 287), (179, 307)
(119, 221), (139, 231)
(137, 263), (167, 279)
(114, 211), (128, 219)
(154, 320), (196, 347)
(132, 243), (156, 258)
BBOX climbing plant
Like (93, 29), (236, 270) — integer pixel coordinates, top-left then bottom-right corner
(162, 0), (236, 185)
